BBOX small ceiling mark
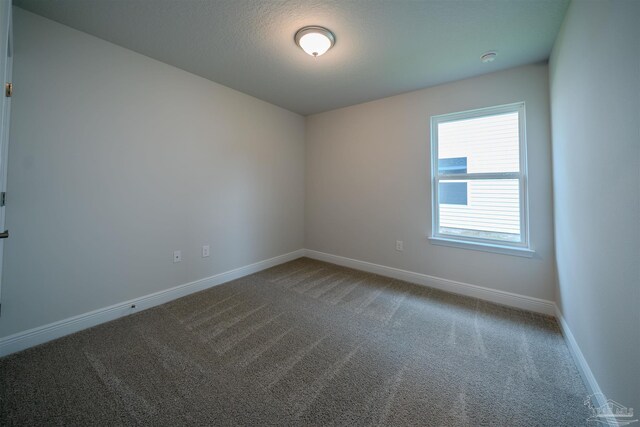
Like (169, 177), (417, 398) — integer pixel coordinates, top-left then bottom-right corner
(481, 51), (498, 63)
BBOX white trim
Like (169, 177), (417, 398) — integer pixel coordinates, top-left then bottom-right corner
(554, 305), (618, 425)
(433, 172), (520, 181)
(430, 102), (531, 253)
(0, 249), (305, 357)
(304, 249), (554, 315)
(305, 249), (616, 421)
(1, 245), (614, 425)
(428, 236), (535, 258)
(0, 3), (12, 315)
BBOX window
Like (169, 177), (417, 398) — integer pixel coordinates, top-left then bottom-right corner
(430, 103), (533, 257)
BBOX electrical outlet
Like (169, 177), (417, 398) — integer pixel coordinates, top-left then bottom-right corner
(396, 240), (404, 251)
(202, 245), (210, 258)
(173, 250), (182, 263)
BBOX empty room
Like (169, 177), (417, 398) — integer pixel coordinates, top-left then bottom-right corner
(0, 0), (638, 425)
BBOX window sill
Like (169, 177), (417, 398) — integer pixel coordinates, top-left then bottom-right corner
(428, 236), (535, 258)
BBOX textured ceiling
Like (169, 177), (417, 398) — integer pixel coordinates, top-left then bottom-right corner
(14, 0), (569, 115)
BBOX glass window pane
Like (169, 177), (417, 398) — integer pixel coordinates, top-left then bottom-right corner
(438, 112), (520, 174)
(439, 182), (467, 205)
(438, 179), (521, 242)
(438, 157), (467, 174)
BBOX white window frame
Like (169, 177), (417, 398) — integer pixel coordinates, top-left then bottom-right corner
(429, 102), (534, 257)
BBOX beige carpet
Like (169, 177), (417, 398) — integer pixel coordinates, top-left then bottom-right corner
(0, 257), (589, 425)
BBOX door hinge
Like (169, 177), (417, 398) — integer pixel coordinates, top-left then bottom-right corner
(5, 82), (12, 97)
(0, 192), (5, 206)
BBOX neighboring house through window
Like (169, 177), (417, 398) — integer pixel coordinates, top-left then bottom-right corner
(429, 102), (533, 257)
(438, 157), (468, 205)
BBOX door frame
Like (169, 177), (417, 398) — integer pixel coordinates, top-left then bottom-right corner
(0, 1), (12, 313)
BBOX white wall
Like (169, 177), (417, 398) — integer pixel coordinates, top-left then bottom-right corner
(0, 8), (305, 338)
(549, 0), (640, 412)
(305, 64), (555, 301)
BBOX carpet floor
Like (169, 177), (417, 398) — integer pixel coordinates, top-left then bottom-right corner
(0, 258), (590, 425)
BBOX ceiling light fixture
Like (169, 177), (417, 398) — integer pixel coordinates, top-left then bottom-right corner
(295, 26), (335, 57)
(481, 51), (497, 63)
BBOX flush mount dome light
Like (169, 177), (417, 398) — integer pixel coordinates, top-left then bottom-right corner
(295, 26), (335, 57)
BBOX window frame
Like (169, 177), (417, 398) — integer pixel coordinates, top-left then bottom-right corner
(429, 102), (533, 257)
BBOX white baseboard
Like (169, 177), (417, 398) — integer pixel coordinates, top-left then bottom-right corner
(554, 305), (617, 424)
(304, 249), (616, 422)
(1, 246), (612, 424)
(0, 249), (305, 357)
(304, 249), (556, 316)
